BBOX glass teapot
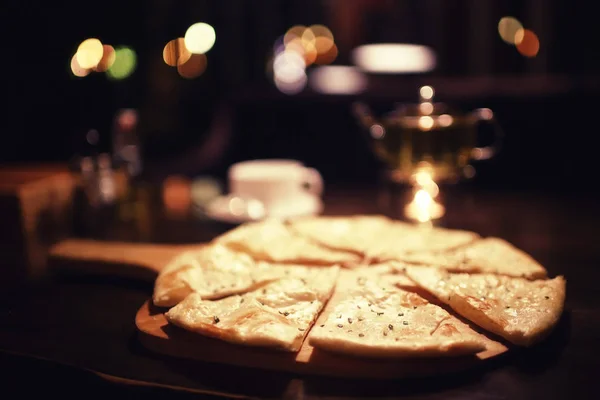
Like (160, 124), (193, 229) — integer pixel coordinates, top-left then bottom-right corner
(353, 86), (503, 183)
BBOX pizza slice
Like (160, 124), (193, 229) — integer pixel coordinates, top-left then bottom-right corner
(399, 237), (547, 279)
(153, 244), (293, 307)
(213, 219), (362, 266)
(405, 266), (566, 346)
(165, 266), (340, 352)
(286, 215), (394, 256)
(371, 224), (480, 262)
(308, 272), (496, 358)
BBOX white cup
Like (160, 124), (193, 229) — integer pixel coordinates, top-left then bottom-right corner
(227, 159), (323, 216)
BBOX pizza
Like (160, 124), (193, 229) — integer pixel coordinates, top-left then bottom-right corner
(152, 215), (565, 357)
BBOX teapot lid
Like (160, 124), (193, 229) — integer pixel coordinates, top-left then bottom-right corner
(386, 86), (463, 128)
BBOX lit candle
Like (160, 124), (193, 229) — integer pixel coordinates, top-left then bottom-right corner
(404, 168), (445, 222)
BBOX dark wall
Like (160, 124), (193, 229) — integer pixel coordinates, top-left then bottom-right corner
(2, 0), (598, 191)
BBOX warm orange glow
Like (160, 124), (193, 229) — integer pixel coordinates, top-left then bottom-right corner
(163, 38), (192, 67)
(314, 36), (334, 55)
(314, 42), (338, 64)
(163, 175), (192, 216)
(299, 27), (316, 46)
(405, 169), (445, 222)
(286, 37), (317, 65)
(177, 53), (207, 79)
(308, 24), (333, 41)
(419, 102), (434, 115)
(498, 17), (523, 45)
(438, 114), (453, 127)
(284, 25), (309, 46)
(514, 28), (525, 45)
(70, 54), (90, 77)
(418, 116), (434, 131)
(76, 38), (104, 69)
(517, 29), (540, 57)
(419, 85), (434, 100)
(94, 44), (116, 72)
(405, 189), (445, 223)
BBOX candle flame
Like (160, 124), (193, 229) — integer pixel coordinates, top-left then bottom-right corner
(405, 169), (445, 222)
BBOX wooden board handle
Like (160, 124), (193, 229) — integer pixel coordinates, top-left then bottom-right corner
(48, 239), (203, 282)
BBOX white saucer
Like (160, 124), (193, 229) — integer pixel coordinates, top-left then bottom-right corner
(203, 194), (323, 224)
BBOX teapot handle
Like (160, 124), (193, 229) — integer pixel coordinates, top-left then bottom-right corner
(470, 108), (504, 161)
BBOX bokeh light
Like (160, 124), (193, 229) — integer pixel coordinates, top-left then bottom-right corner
(163, 38), (191, 67)
(274, 72), (307, 95)
(498, 17), (524, 45)
(76, 38), (104, 69)
(94, 44), (116, 72)
(107, 46), (137, 80)
(70, 54), (90, 77)
(184, 22), (216, 54)
(272, 48), (307, 95)
(283, 25), (309, 46)
(274, 50), (306, 84)
(287, 37), (317, 65)
(177, 53), (207, 79)
(162, 175), (192, 216)
(271, 24), (337, 94)
(352, 44), (436, 74)
(307, 24), (333, 42)
(314, 36), (334, 55)
(315, 41), (338, 64)
(516, 29), (540, 57)
(309, 65), (366, 95)
(420, 85), (434, 100)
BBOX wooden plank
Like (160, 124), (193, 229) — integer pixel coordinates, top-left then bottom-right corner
(48, 239), (204, 281)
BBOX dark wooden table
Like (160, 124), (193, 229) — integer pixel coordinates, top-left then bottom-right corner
(0, 184), (597, 399)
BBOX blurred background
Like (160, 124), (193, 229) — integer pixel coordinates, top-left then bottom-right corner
(2, 0), (599, 192)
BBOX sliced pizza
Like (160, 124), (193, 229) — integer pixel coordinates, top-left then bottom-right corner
(153, 244), (285, 307)
(370, 224), (480, 262)
(405, 266), (566, 346)
(286, 215), (394, 256)
(213, 219), (362, 266)
(165, 266), (340, 352)
(308, 273), (495, 358)
(399, 237), (547, 279)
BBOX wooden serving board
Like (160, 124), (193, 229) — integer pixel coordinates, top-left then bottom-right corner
(49, 239), (205, 282)
(50, 239), (510, 379)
